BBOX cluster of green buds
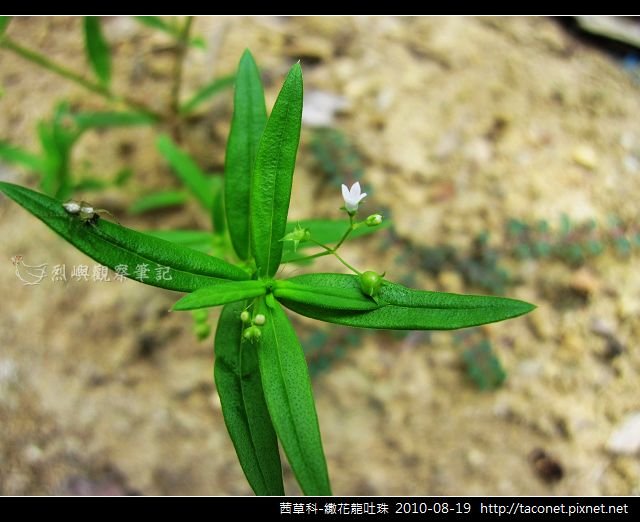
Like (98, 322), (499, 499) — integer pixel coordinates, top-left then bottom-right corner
(241, 310), (266, 342)
(191, 309), (211, 341)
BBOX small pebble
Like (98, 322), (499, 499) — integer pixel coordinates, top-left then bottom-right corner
(569, 267), (601, 296)
(572, 145), (598, 169)
(302, 91), (349, 127)
(606, 412), (640, 456)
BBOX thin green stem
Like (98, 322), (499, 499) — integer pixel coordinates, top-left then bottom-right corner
(2, 37), (108, 94)
(285, 244), (360, 275)
(282, 250), (332, 264)
(334, 214), (354, 251)
(283, 214), (363, 273)
(169, 16), (193, 129)
(308, 239), (333, 253)
(333, 252), (361, 275)
(1, 37), (163, 120)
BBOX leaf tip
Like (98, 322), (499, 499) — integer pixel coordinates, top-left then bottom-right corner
(171, 302), (187, 312)
(511, 298), (536, 318)
(239, 48), (258, 68)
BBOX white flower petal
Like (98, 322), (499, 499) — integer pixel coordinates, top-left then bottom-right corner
(341, 184), (351, 202)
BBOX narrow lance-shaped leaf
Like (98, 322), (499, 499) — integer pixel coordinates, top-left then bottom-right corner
(181, 74), (235, 115)
(212, 181), (226, 235)
(0, 16), (12, 36)
(157, 135), (213, 211)
(251, 62), (303, 277)
(214, 300), (284, 495)
(133, 16), (176, 34)
(279, 273), (536, 330)
(74, 111), (156, 130)
(256, 298), (331, 495)
(172, 280), (267, 311)
(0, 141), (45, 172)
(225, 50), (266, 260)
(36, 121), (64, 197)
(133, 16), (204, 48)
(84, 17), (111, 87)
(41, 102), (80, 199)
(0, 182), (249, 293)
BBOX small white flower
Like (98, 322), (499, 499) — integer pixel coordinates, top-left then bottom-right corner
(341, 182), (367, 213)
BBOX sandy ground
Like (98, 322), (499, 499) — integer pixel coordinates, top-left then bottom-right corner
(1, 16), (639, 495)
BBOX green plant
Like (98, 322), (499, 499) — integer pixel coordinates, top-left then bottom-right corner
(0, 16), (234, 202)
(0, 16), (233, 124)
(456, 331), (507, 390)
(0, 50), (535, 495)
(506, 214), (640, 266)
(0, 101), (149, 199)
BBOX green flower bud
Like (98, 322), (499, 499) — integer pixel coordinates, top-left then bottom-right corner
(365, 214), (383, 227)
(240, 310), (251, 323)
(194, 323), (211, 341)
(253, 313), (266, 326)
(360, 270), (383, 297)
(280, 224), (311, 252)
(192, 309), (208, 323)
(242, 325), (262, 342)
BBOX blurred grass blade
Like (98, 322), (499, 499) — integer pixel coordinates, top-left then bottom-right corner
(281, 218), (390, 262)
(74, 168), (133, 192)
(211, 178), (226, 235)
(251, 62), (303, 277)
(279, 273), (535, 330)
(41, 102), (83, 199)
(180, 74), (235, 115)
(274, 279), (378, 311)
(74, 111), (157, 130)
(144, 229), (214, 253)
(0, 141), (44, 172)
(257, 299), (331, 495)
(36, 121), (65, 197)
(129, 190), (188, 214)
(0, 16), (12, 37)
(134, 15), (175, 33)
(114, 168), (133, 186)
(133, 16), (204, 48)
(225, 50), (266, 260)
(157, 135), (213, 211)
(0, 182), (249, 292)
(172, 280), (267, 310)
(84, 17), (111, 87)
(72, 177), (109, 191)
(214, 301), (284, 495)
